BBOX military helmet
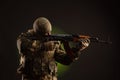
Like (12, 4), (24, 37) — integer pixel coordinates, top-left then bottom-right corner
(33, 17), (52, 35)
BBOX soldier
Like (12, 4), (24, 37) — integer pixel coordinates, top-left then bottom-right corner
(16, 17), (90, 80)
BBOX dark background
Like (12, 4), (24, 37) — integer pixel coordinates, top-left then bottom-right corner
(0, 0), (119, 80)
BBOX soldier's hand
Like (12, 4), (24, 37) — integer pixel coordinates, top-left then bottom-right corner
(79, 38), (90, 51)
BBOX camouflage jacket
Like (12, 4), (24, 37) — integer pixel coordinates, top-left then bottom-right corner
(17, 29), (81, 80)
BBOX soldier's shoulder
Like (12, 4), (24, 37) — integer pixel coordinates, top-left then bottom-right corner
(17, 29), (34, 39)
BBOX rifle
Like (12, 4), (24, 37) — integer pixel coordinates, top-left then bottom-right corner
(44, 34), (112, 44)
(28, 34), (111, 44)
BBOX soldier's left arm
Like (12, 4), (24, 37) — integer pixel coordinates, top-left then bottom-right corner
(54, 41), (81, 65)
(54, 39), (90, 65)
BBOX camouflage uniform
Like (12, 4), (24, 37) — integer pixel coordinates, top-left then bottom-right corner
(17, 17), (90, 80)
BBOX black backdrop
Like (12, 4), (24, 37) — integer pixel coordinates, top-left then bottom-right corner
(0, 0), (119, 80)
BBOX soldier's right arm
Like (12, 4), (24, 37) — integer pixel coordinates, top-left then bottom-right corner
(17, 33), (33, 55)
